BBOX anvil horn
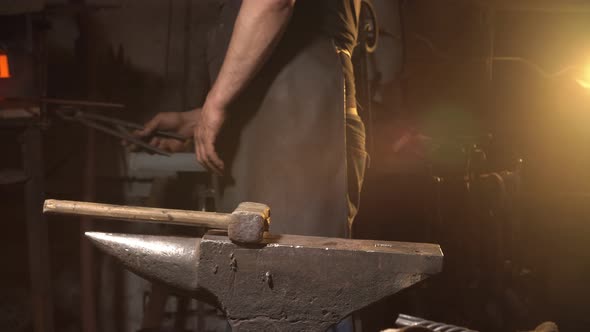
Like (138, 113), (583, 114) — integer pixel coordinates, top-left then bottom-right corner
(85, 232), (201, 291)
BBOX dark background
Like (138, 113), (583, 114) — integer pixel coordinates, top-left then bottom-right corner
(2, 1), (590, 331)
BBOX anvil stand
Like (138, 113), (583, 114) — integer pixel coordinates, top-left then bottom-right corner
(0, 11), (56, 332)
(125, 152), (220, 331)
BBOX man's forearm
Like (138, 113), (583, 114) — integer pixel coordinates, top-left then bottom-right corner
(204, 0), (295, 110)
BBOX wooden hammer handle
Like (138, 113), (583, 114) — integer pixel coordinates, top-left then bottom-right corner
(43, 199), (231, 229)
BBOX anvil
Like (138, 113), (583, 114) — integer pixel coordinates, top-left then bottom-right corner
(87, 231), (443, 331)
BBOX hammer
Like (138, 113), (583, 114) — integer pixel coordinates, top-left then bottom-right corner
(43, 199), (270, 244)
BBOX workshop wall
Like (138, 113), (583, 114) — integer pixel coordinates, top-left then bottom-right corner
(4, 0), (588, 331)
(356, 1), (590, 331)
(43, 2), (218, 331)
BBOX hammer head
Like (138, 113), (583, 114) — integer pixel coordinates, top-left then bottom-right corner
(228, 202), (271, 244)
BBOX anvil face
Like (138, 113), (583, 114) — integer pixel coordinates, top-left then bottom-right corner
(86, 231), (443, 332)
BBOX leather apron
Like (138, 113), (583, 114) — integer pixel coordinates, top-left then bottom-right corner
(207, 0), (349, 238)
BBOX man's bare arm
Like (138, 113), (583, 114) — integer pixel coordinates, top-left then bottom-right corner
(195, 0), (296, 173)
(204, 0), (295, 110)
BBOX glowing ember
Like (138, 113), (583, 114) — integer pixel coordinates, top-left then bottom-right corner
(0, 54), (9, 78)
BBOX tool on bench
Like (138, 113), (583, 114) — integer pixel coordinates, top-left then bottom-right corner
(43, 199), (270, 244)
(56, 109), (188, 156)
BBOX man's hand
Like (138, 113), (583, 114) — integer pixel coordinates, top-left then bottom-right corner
(195, 105), (225, 175)
(190, 0), (295, 174)
(132, 110), (199, 153)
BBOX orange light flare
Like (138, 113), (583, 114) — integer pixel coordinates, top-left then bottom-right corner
(576, 63), (590, 89)
(0, 53), (10, 78)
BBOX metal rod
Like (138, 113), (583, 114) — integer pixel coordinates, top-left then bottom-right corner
(396, 314), (478, 332)
(75, 116), (171, 156)
(79, 112), (186, 140)
(3, 97), (125, 109)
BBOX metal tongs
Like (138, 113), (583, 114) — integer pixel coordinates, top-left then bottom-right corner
(56, 108), (187, 156)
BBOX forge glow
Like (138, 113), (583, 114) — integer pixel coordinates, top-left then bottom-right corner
(0, 54), (10, 78)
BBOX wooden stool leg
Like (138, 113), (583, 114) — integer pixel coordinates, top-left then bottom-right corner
(141, 284), (169, 329)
